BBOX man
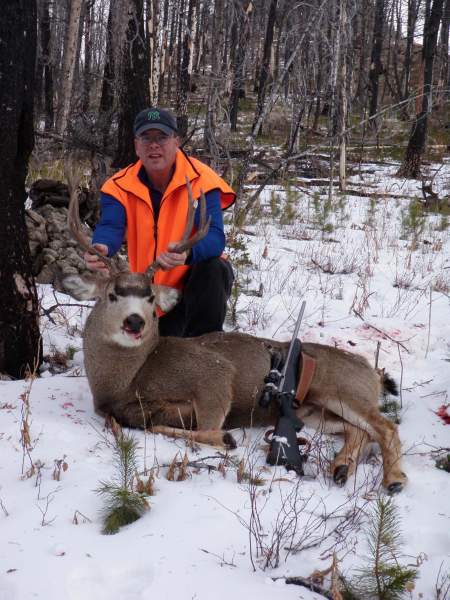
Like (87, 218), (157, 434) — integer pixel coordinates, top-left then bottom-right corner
(85, 107), (236, 337)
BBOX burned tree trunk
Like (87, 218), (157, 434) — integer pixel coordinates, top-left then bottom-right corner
(112, 0), (150, 168)
(254, 0), (278, 135)
(0, 0), (42, 378)
(398, 0), (445, 178)
(368, 0), (386, 129)
(176, 0), (195, 137)
(437, 0), (450, 104)
(229, 0), (253, 131)
(400, 0), (421, 119)
(36, 0), (54, 130)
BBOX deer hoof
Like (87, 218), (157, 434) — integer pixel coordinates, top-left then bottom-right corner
(222, 432), (237, 450)
(387, 481), (404, 495)
(333, 465), (348, 486)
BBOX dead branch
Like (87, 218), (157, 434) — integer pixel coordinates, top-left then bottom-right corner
(273, 575), (335, 599)
(0, 497), (9, 517)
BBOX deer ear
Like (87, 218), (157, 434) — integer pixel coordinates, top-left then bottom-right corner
(153, 285), (181, 313)
(60, 273), (105, 301)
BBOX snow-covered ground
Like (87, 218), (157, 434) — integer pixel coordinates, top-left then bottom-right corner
(1, 162), (449, 600)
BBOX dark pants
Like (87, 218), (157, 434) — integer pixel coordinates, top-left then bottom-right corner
(158, 257), (234, 337)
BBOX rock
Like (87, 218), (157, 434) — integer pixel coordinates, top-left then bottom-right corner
(26, 179), (126, 284)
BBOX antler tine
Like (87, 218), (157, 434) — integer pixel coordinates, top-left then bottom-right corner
(171, 178), (211, 254)
(66, 164), (118, 275)
(179, 176), (197, 245)
(144, 178), (211, 279)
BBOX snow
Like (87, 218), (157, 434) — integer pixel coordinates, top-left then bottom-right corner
(1, 162), (450, 600)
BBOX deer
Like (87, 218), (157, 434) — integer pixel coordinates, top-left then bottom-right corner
(59, 180), (407, 495)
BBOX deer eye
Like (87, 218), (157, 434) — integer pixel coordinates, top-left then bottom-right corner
(108, 293), (118, 302)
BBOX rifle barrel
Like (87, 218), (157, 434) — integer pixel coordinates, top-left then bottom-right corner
(279, 300), (306, 390)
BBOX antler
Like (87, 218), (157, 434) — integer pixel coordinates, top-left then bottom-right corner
(145, 177), (211, 277)
(66, 162), (119, 275)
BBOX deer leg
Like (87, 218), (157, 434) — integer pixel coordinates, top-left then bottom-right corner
(330, 423), (370, 486)
(152, 389), (236, 449)
(366, 410), (407, 493)
(151, 424), (236, 448)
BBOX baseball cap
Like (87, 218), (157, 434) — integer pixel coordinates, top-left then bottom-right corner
(133, 107), (178, 137)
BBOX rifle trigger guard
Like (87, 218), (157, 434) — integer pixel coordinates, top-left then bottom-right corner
(264, 428), (309, 449)
(264, 428), (276, 445)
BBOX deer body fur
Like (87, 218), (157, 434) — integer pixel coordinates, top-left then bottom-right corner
(62, 271), (407, 493)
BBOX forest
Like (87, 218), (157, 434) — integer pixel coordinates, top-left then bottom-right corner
(0, 2), (449, 599)
(1, 0), (450, 373)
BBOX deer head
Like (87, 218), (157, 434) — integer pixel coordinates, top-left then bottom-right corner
(60, 173), (210, 349)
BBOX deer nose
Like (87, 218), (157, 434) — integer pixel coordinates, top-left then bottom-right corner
(123, 314), (145, 333)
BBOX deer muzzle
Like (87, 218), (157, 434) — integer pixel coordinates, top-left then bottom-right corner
(122, 314), (146, 338)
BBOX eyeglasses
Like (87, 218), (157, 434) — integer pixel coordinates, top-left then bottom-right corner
(136, 133), (173, 147)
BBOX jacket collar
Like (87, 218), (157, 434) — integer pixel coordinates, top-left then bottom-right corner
(164, 149), (200, 199)
(111, 150), (201, 202)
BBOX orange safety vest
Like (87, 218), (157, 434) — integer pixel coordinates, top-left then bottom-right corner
(101, 150), (236, 290)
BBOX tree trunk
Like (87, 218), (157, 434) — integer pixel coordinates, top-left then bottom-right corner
(158, 0), (170, 103)
(398, 0), (445, 178)
(165, 0), (179, 100)
(400, 0), (421, 119)
(0, 0), (42, 378)
(148, 0), (161, 106)
(112, 0), (150, 168)
(254, 0), (278, 135)
(99, 0), (116, 116)
(39, 0), (54, 130)
(176, 0), (195, 137)
(81, 0), (94, 114)
(368, 0), (385, 129)
(56, 0), (84, 134)
(437, 0), (450, 104)
(337, 0), (349, 192)
(204, 0), (220, 157)
(229, 1), (252, 131)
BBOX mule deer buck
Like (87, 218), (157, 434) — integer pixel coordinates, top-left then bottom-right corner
(60, 181), (407, 494)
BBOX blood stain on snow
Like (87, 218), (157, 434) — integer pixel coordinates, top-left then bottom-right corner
(436, 404), (450, 425)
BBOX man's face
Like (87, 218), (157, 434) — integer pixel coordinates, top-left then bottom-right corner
(134, 129), (180, 175)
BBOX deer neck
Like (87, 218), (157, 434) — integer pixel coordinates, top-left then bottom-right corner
(83, 328), (158, 395)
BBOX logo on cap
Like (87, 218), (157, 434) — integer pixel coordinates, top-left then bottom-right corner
(147, 110), (160, 121)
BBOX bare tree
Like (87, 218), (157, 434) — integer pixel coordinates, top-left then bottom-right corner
(36, 0), (54, 130)
(436, 0), (450, 104)
(176, 0), (196, 137)
(0, 0), (42, 378)
(368, 0), (386, 129)
(112, 0), (150, 168)
(401, 0), (422, 119)
(56, 0), (85, 134)
(229, 1), (253, 131)
(398, 0), (445, 177)
(254, 0), (278, 135)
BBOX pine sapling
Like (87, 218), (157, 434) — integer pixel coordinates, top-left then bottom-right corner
(346, 496), (418, 599)
(96, 432), (149, 535)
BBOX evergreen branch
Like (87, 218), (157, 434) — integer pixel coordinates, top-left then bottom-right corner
(95, 431), (149, 534)
(347, 497), (418, 599)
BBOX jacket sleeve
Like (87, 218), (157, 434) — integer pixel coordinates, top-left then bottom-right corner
(188, 188), (225, 264)
(92, 193), (126, 257)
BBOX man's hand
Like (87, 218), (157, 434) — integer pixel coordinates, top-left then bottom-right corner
(84, 243), (110, 273)
(157, 242), (189, 270)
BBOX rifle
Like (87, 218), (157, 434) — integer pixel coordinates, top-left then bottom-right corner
(259, 301), (307, 475)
